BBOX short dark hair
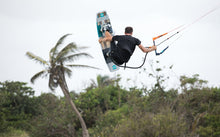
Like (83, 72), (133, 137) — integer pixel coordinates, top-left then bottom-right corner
(125, 27), (133, 34)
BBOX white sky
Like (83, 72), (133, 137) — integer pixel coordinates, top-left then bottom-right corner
(0, 0), (220, 96)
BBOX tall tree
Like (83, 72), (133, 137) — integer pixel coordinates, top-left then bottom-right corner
(26, 34), (96, 137)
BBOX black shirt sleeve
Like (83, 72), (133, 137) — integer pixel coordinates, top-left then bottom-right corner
(135, 38), (141, 46)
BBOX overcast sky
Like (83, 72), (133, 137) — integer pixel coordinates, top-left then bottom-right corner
(0, 0), (220, 96)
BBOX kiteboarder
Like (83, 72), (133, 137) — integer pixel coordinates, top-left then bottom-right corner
(99, 26), (157, 65)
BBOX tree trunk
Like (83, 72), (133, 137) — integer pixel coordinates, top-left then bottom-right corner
(59, 76), (89, 137)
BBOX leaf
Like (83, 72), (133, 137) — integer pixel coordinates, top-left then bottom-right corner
(50, 34), (72, 62)
(59, 53), (93, 63)
(55, 34), (72, 48)
(66, 64), (99, 70)
(156, 68), (162, 72)
(63, 67), (72, 78)
(26, 52), (48, 66)
(30, 70), (48, 83)
(55, 42), (77, 62)
(169, 65), (173, 69)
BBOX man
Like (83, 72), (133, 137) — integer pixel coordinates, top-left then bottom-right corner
(99, 26), (157, 65)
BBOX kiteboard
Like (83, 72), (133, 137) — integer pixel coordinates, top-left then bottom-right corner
(96, 11), (119, 72)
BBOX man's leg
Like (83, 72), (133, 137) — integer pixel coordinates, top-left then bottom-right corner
(104, 31), (112, 39)
(98, 31), (112, 43)
(105, 31), (112, 48)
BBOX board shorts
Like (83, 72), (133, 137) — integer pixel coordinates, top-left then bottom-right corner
(109, 42), (130, 66)
(109, 50), (124, 65)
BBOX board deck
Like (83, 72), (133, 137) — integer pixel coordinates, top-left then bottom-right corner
(96, 11), (119, 72)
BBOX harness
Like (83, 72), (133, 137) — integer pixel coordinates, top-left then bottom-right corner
(109, 41), (149, 69)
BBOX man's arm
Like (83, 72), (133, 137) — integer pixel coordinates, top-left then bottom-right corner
(138, 44), (157, 53)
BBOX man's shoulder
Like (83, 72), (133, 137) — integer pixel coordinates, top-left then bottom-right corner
(112, 35), (124, 40)
(130, 36), (141, 45)
(113, 35), (140, 42)
(113, 35), (125, 37)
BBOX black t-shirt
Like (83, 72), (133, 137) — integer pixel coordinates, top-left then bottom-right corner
(112, 35), (141, 62)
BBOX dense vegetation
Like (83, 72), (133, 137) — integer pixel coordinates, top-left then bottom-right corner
(0, 66), (220, 137)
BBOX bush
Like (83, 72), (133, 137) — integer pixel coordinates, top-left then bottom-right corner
(113, 107), (187, 137)
(90, 104), (129, 137)
(0, 127), (29, 137)
(197, 114), (220, 137)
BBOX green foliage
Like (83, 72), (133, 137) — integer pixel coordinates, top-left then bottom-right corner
(26, 34), (96, 91)
(197, 114), (220, 137)
(180, 74), (208, 91)
(113, 108), (187, 137)
(0, 127), (29, 137)
(75, 76), (129, 128)
(90, 104), (129, 137)
(26, 34), (96, 137)
(1, 63), (220, 137)
(0, 81), (37, 132)
(29, 93), (77, 137)
(194, 88), (220, 137)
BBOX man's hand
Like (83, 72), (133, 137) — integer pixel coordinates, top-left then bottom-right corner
(151, 46), (157, 50)
(98, 38), (102, 43)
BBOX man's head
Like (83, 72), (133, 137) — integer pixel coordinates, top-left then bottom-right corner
(125, 27), (133, 35)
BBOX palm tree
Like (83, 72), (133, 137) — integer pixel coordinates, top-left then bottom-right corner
(26, 34), (96, 137)
(86, 75), (115, 90)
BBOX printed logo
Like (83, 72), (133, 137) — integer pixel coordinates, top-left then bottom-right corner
(100, 13), (104, 17)
(112, 65), (117, 70)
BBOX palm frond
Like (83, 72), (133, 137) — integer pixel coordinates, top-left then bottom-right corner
(26, 52), (48, 66)
(63, 67), (72, 78)
(59, 52), (93, 63)
(55, 65), (73, 78)
(61, 42), (77, 53)
(56, 34), (72, 47)
(66, 64), (100, 70)
(49, 34), (71, 63)
(75, 46), (89, 51)
(30, 70), (48, 83)
(55, 42), (77, 63)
